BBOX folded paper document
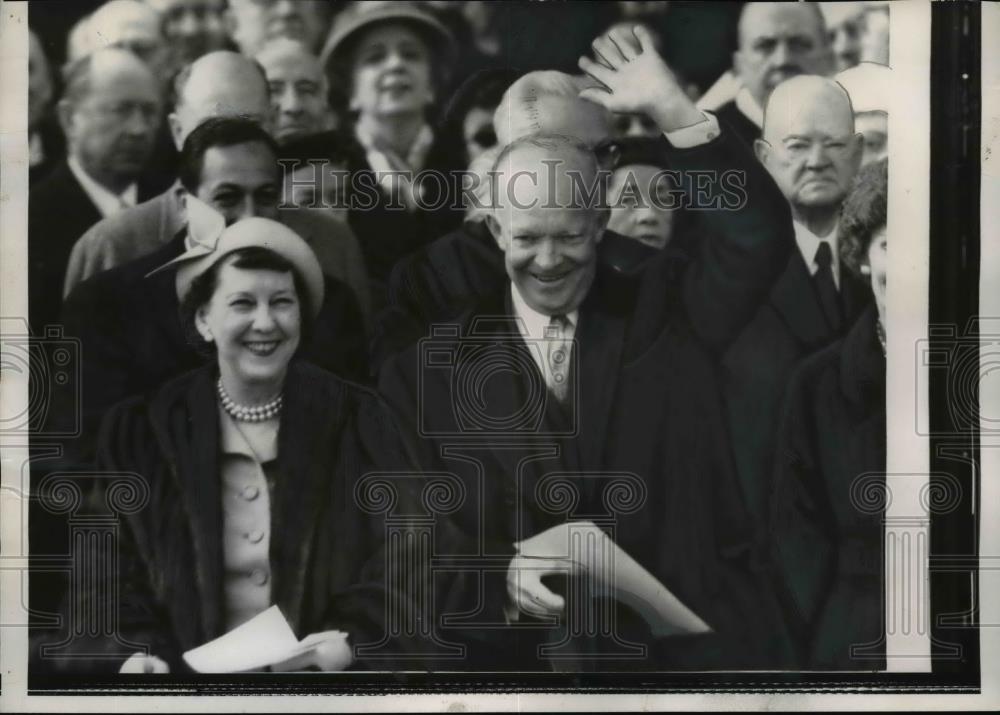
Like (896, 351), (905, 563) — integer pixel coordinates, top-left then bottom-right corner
(515, 520), (712, 637)
(182, 606), (346, 673)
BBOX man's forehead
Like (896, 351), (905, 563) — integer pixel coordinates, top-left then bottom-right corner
(742, 5), (824, 42)
(262, 51), (323, 82)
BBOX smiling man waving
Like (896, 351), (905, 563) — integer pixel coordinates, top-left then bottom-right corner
(379, 24), (796, 671)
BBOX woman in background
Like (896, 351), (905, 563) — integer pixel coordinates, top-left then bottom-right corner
(320, 1), (464, 308)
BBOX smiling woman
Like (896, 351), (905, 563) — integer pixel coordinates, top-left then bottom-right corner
(73, 215), (423, 674)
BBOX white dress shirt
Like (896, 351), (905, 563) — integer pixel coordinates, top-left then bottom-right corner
(794, 219), (841, 289)
(510, 285), (579, 392)
(67, 155), (138, 219)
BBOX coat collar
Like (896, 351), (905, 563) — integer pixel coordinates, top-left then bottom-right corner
(147, 361), (347, 640)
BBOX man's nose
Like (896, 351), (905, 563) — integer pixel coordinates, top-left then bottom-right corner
(805, 141), (832, 168)
(533, 240), (561, 270)
(176, 11), (201, 37)
(280, 87), (303, 115)
(123, 107), (157, 136)
(770, 40), (793, 67)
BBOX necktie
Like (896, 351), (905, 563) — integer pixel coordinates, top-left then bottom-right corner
(813, 241), (842, 331)
(545, 315), (572, 402)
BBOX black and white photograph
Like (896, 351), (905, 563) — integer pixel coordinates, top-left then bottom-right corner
(0, 0), (995, 710)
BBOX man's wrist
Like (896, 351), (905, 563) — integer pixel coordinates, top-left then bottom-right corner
(647, 98), (709, 135)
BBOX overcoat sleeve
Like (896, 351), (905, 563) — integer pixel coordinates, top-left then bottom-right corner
(663, 129), (794, 353)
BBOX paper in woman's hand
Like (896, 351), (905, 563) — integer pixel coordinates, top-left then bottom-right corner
(515, 521), (712, 638)
(182, 605), (327, 673)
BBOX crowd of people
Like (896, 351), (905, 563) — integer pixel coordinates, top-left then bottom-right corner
(25, 0), (893, 675)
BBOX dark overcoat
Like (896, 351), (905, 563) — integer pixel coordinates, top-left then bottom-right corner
(769, 304), (886, 669)
(78, 360), (420, 673)
(722, 251), (872, 531)
(28, 160), (159, 332)
(379, 130), (795, 669)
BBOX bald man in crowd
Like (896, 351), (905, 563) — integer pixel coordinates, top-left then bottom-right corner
(146, 0), (231, 65)
(380, 26), (794, 669)
(227, 0), (332, 56)
(70, 0), (171, 82)
(29, 48), (162, 332)
(715, 2), (832, 148)
(721, 77), (871, 622)
(256, 38), (335, 144)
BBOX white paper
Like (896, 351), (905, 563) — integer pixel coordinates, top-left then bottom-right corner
(516, 521), (711, 638)
(182, 605), (302, 673)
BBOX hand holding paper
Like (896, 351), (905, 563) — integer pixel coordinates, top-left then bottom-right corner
(506, 554), (575, 618)
(271, 630), (352, 672)
(182, 606), (352, 673)
(119, 652), (170, 674)
(515, 521), (712, 638)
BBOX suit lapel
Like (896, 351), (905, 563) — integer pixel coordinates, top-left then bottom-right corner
(770, 251), (836, 348)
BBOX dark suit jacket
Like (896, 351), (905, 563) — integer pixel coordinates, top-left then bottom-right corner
(52, 233), (368, 474)
(714, 100), (762, 151)
(371, 220), (658, 369)
(769, 305), (886, 668)
(379, 130), (795, 669)
(28, 161), (158, 333)
(57, 361), (418, 674)
(721, 251), (872, 531)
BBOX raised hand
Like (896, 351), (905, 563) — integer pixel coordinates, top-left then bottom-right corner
(578, 25), (704, 133)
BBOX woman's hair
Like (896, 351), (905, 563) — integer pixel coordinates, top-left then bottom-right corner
(179, 247), (313, 356)
(839, 158), (888, 278)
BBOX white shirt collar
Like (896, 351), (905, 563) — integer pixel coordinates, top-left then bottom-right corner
(794, 219), (841, 289)
(510, 284), (578, 341)
(734, 87), (765, 129)
(67, 155), (138, 219)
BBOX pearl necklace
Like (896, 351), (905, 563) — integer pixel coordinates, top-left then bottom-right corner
(217, 378), (283, 422)
(876, 320), (886, 357)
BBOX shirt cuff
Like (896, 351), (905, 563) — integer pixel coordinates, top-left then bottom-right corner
(662, 112), (721, 149)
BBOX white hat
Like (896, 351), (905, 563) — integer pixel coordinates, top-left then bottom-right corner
(149, 197), (324, 317)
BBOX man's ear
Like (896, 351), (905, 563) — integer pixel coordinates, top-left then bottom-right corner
(732, 50), (744, 82)
(848, 132), (864, 173)
(484, 213), (505, 251)
(168, 112), (184, 150)
(753, 138), (771, 166)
